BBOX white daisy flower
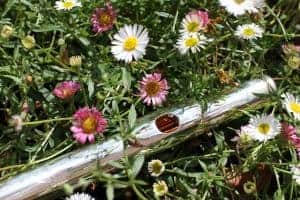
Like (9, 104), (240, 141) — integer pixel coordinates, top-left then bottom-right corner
(235, 23), (264, 40)
(219, 0), (265, 16)
(55, 0), (82, 11)
(153, 180), (168, 197)
(65, 193), (95, 200)
(111, 24), (149, 63)
(291, 165), (300, 185)
(282, 93), (300, 120)
(176, 33), (209, 55)
(246, 114), (281, 142)
(148, 159), (165, 177)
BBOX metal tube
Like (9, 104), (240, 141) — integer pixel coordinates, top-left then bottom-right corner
(0, 76), (276, 200)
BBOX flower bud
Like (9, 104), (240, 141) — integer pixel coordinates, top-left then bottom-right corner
(21, 35), (36, 49)
(288, 56), (300, 69)
(9, 115), (23, 132)
(57, 38), (65, 46)
(1, 25), (14, 39)
(243, 181), (256, 194)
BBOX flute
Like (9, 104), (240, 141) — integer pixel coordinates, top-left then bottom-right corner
(0, 76), (276, 200)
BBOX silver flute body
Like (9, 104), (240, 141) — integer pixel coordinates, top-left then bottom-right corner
(0, 76), (276, 200)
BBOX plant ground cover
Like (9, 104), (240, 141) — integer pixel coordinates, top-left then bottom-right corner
(0, 0), (300, 199)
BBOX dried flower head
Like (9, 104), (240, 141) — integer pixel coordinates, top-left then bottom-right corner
(21, 35), (36, 49)
(70, 107), (107, 144)
(91, 3), (116, 34)
(1, 25), (14, 39)
(53, 81), (81, 100)
(148, 159), (165, 177)
(217, 69), (232, 84)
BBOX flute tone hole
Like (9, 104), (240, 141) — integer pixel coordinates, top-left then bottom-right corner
(155, 113), (179, 133)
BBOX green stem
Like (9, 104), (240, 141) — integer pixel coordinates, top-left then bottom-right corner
(30, 127), (56, 162)
(266, 5), (288, 41)
(32, 142), (74, 165)
(132, 184), (147, 200)
(22, 117), (72, 126)
(265, 33), (300, 38)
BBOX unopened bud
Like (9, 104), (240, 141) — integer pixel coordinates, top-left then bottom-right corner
(57, 38), (65, 46)
(1, 25), (14, 39)
(21, 35), (36, 49)
(9, 115), (23, 132)
(25, 75), (33, 84)
(288, 56), (300, 69)
(243, 181), (256, 194)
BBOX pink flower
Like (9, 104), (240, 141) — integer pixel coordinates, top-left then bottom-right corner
(282, 122), (300, 157)
(181, 10), (210, 33)
(138, 73), (169, 106)
(91, 3), (116, 34)
(70, 107), (107, 144)
(282, 44), (300, 55)
(53, 81), (80, 100)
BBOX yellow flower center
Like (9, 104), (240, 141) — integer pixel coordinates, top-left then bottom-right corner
(154, 182), (167, 196)
(185, 37), (199, 47)
(187, 22), (200, 32)
(123, 37), (138, 51)
(151, 162), (163, 174)
(145, 81), (161, 97)
(63, 1), (74, 9)
(234, 0), (245, 4)
(243, 28), (255, 37)
(257, 123), (270, 135)
(290, 102), (300, 113)
(63, 89), (73, 98)
(82, 117), (97, 134)
(99, 13), (111, 25)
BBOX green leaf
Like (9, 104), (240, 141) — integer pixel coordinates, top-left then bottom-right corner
(0, 75), (22, 85)
(87, 78), (95, 98)
(32, 25), (64, 33)
(155, 11), (173, 18)
(128, 104), (137, 129)
(63, 184), (74, 195)
(131, 153), (145, 178)
(121, 67), (131, 90)
(106, 184), (114, 200)
(78, 37), (90, 46)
